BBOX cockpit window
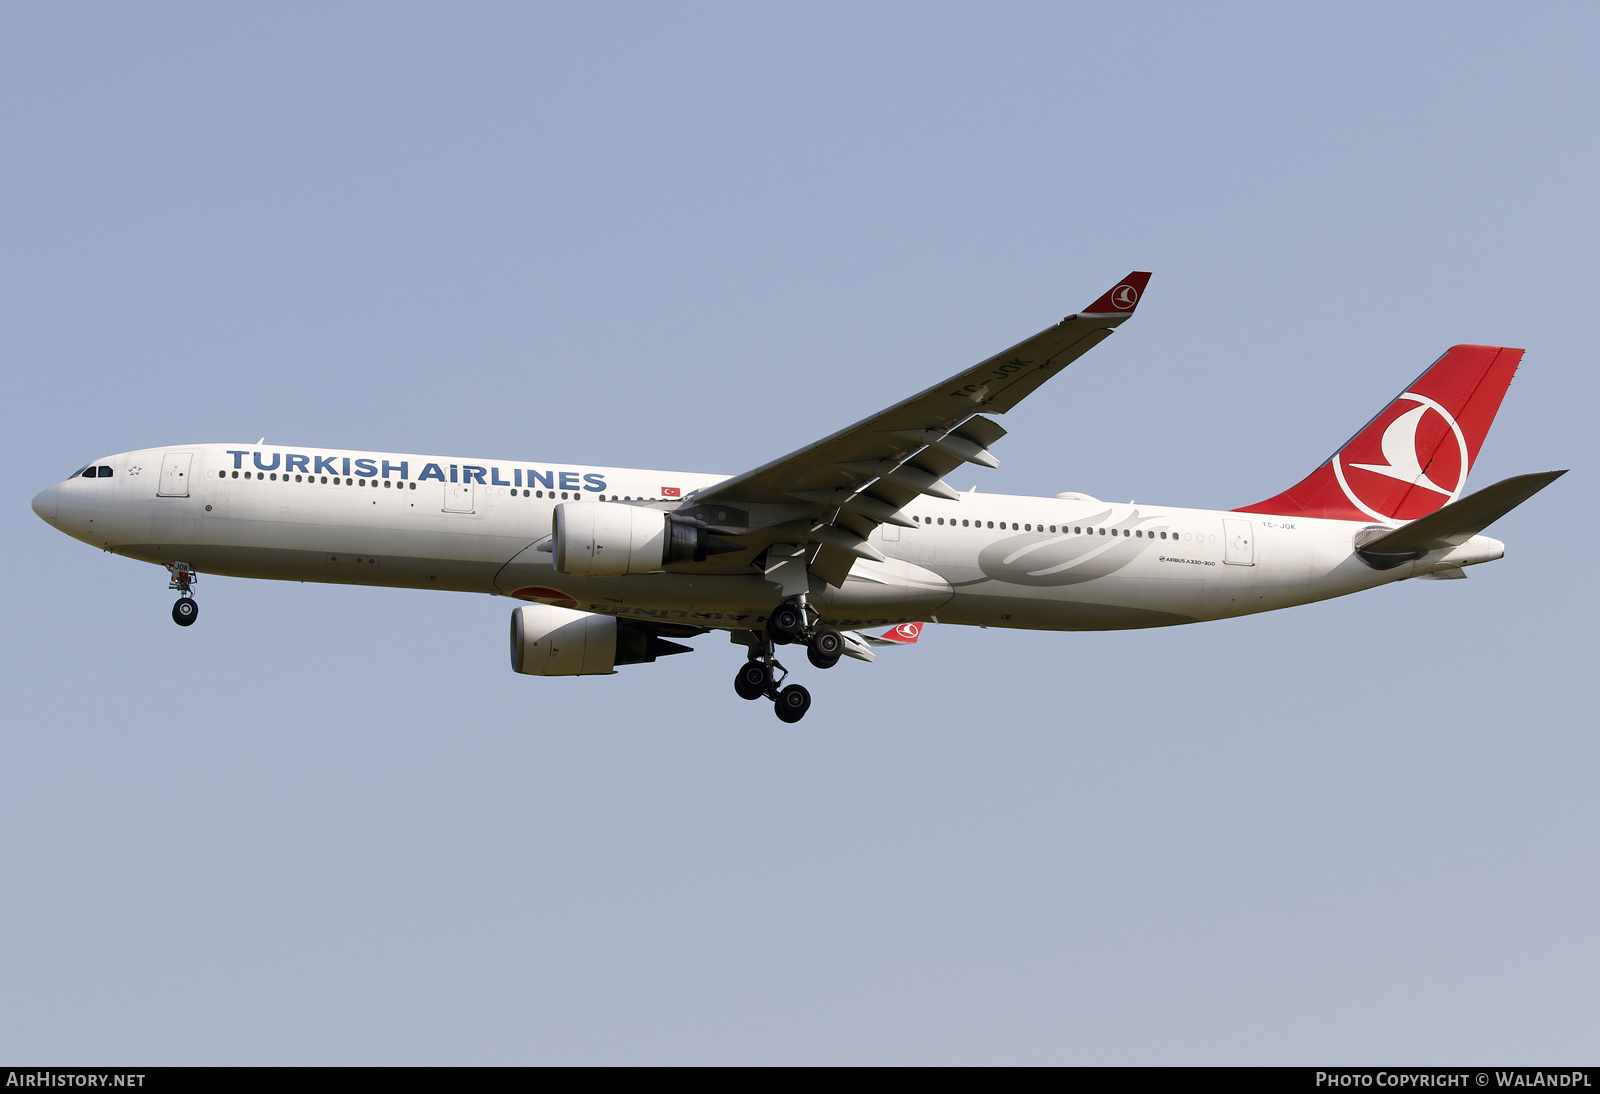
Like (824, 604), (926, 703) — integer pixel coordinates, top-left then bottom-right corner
(81, 467), (97, 478)
(97, 466), (113, 478)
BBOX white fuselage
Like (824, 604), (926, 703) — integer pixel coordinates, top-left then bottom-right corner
(33, 442), (1506, 632)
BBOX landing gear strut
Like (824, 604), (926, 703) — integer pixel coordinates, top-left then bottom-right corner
(167, 562), (198, 627)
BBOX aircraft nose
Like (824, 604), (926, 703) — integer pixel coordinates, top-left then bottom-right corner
(32, 483), (59, 523)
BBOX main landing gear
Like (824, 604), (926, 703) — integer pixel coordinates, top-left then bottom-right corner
(167, 562), (199, 627)
(730, 598), (843, 723)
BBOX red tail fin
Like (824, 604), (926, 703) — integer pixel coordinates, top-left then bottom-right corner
(1236, 345), (1523, 523)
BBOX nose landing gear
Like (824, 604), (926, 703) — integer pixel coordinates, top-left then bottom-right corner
(167, 562), (198, 627)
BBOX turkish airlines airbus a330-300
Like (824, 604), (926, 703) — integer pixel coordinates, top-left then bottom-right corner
(32, 273), (1564, 722)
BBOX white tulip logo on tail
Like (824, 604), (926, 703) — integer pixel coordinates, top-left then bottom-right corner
(1332, 392), (1470, 523)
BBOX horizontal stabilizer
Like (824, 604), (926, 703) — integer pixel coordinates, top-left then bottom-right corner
(1358, 470), (1566, 557)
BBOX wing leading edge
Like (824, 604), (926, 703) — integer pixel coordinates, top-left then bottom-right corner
(674, 271), (1152, 586)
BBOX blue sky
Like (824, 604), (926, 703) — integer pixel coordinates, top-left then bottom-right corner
(2, 2), (1596, 1063)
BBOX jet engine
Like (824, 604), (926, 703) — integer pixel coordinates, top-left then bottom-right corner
(509, 603), (693, 676)
(551, 502), (736, 576)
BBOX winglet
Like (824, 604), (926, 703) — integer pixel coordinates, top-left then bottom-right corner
(876, 622), (923, 645)
(1080, 271), (1151, 316)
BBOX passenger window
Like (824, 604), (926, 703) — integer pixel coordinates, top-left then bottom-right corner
(1011, 523), (1019, 530)
(1024, 524), (1031, 531)
(962, 520), (969, 527)
(937, 518), (943, 525)
(1049, 525), (1056, 533)
(1098, 527), (1105, 535)
(410, 483), (416, 490)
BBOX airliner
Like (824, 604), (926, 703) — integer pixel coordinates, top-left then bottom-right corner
(31, 273), (1563, 722)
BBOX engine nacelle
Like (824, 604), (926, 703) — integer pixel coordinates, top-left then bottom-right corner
(551, 502), (730, 576)
(509, 603), (692, 676)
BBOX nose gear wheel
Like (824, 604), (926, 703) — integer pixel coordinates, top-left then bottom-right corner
(166, 562), (198, 627)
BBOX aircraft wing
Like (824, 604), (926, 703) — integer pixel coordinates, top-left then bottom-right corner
(676, 272), (1151, 586)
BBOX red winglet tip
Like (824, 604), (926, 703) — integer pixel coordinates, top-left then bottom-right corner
(878, 622), (923, 644)
(1083, 271), (1151, 315)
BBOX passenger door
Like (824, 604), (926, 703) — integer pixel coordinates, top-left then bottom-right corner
(1222, 518), (1255, 566)
(157, 452), (193, 497)
(443, 480), (474, 513)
